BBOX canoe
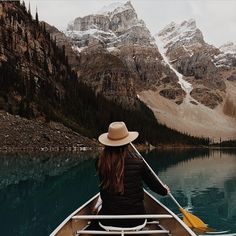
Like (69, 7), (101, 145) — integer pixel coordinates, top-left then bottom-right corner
(50, 190), (197, 236)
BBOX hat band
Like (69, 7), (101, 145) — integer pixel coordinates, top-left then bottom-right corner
(107, 132), (129, 141)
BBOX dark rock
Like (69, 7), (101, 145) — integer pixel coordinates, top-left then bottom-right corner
(175, 100), (183, 105)
(0, 97), (5, 109)
(190, 100), (198, 105)
(190, 88), (223, 109)
(159, 88), (185, 100)
(227, 74), (236, 81)
(42, 133), (51, 142)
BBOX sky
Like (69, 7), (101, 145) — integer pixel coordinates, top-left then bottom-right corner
(23, 0), (236, 47)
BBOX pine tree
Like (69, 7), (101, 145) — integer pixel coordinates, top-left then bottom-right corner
(22, 0), (26, 11)
(42, 22), (46, 34)
(35, 6), (39, 25)
(62, 45), (66, 63)
(28, 2), (32, 19)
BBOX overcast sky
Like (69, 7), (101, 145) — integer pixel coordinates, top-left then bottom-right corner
(24, 0), (236, 47)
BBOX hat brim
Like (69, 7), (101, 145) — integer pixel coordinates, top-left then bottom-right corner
(98, 131), (139, 147)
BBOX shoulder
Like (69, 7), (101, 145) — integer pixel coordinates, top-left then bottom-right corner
(125, 151), (144, 167)
(126, 152), (150, 175)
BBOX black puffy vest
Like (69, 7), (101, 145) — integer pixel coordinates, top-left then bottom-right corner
(98, 151), (167, 227)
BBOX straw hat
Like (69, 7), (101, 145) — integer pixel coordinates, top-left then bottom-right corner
(98, 122), (139, 146)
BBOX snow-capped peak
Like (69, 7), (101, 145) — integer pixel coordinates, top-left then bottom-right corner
(97, 2), (124, 15)
(66, 0), (152, 53)
(157, 18), (204, 51)
(158, 18), (197, 40)
(214, 41), (236, 68)
(97, 1), (133, 16)
(219, 42), (236, 54)
(180, 18), (196, 29)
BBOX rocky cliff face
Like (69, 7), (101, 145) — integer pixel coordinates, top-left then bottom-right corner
(135, 18), (236, 140)
(67, 1), (151, 47)
(157, 19), (226, 109)
(213, 42), (236, 119)
(0, 2), (67, 116)
(64, 1), (183, 105)
(77, 50), (137, 106)
(42, 22), (80, 70)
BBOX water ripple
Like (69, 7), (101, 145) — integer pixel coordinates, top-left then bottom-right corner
(199, 230), (236, 236)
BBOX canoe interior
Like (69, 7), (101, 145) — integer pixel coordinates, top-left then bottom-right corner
(52, 191), (195, 236)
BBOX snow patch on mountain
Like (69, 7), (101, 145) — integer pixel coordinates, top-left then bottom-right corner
(214, 42), (236, 68)
(107, 46), (119, 52)
(71, 45), (88, 53)
(220, 42), (236, 54)
(97, 2), (123, 14)
(155, 35), (193, 101)
(183, 45), (193, 57)
(66, 28), (116, 39)
(97, 1), (133, 17)
(158, 19), (200, 49)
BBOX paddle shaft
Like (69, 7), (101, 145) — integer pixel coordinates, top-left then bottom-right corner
(168, 192), (182, 208)
(130, 143), (182, 209)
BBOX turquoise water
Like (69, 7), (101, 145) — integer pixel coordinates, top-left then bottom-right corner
(0, 149), (235, 235)
(145, 149), (236, 236)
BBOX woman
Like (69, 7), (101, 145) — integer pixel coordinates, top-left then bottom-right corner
(96, 121), (169, 228)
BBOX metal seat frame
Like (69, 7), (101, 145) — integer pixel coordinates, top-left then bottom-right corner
(74, 214), (172, 235)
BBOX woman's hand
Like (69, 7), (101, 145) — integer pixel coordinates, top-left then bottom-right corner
(92, 206), (99, 215)
(92, 195), (102, 214)
(164, 184), (170, 194)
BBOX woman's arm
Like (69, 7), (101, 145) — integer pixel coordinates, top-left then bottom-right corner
(141, 160), (168, 196)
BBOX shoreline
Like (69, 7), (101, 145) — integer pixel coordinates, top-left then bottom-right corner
(0, 146), (99, 153)
(0, 144), (235, 154)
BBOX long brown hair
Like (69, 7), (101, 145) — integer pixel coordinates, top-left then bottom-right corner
(97, 145), (128, 193)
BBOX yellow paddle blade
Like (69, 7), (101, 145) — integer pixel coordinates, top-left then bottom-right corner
(180, 207), (208, 230)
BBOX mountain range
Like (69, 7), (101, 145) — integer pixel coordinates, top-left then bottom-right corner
(56, 1), (236, 140)
(0, 0), (235, 146)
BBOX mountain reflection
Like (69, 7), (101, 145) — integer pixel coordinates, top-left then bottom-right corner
(144, 149), (236, 231)
(224, 177), (236, 219)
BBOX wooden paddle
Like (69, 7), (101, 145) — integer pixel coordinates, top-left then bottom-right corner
(130, 143), (209, 232)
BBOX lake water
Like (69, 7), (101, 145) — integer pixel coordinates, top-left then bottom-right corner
(0, 148), (235, 236)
